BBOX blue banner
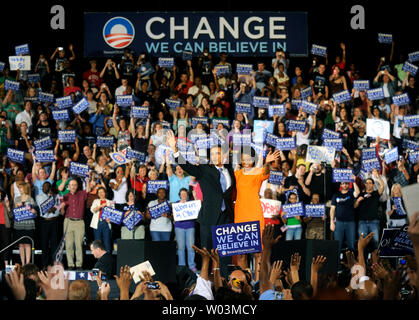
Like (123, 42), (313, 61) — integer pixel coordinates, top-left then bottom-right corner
(28, 73), (41, 83)
(402, 139), (419, 151)
(116, 95), (133, 107)
(40, 196), (56, 216)
(13, 206), (36, 222)
(15, 44), (30, 55)
(39, 92), (55, 103)
(190, 133), (207, 143)
(300, 86), (312, 100)
(211, 119), (230, 129)
(291, 99), (302, 110)
(384, 147), (399, 164)
(35, 150), (55, 163)
(58, 130), (76, 143)
(393, 197), (407, 216)
(353, 80), (370, 91)
(4, 80), (20, 91)
(301, 100), (317, 114)
(138, 61), (155, 77)
(322, 128), (340, 140)
(332, 90), (352, 104)
(132, 106), (149, 118)
(287, 120), (306, 132)
(332, 168), (354, 183)
(323, 138), (343, 151)
(276, 137), (296, 150)
(402, 61), (418, 76)
(125, 148), (147, 162)
(268, 104), (286, 117)
(96, 136), (114, 148)
(362, 158), (381, 172)
(282, 202), (304, 218)
(268, 170), (284, 185)
(69, 162), (89, 177)
(378, 33), (392, 44)
(265, 133), (279, 148)
(408, 51), (419, 63)
(305, 204), (325, 218)
(236, 64), (253, 75)
(7, 148), (25, 164)
(84, 12), (308, 57)
(212, 221), (261, 257)
(232, 133), (252, 146)
(391, 225), (414, 254)
(182, 51), (192, 61)
(235, 103), (252, 114)
(180, 150), (198, 164)
(55, 96), (73, 109)
(392, 93), (410, 106)
(165, 98), (182, 110)
(196, 137), (215, 149)
(72, 97), (90, 114)
(403, 115), (419, 127)
(362, 147), (377, 160)
(34, 137), (53, 151)
(146, 180), (169, 194)
(101, 207), (124, 225)
(409, 151), (419, 164)
(52, 109), (70, 121)
(191, 117), (209, 127)
(215, 65), (230, 76)
(367, 88), (385, 101)
(253, 96), (270, 108)
(148, 201), (171, 219)
(158, 57), (174, 68)
(310, 44), (327, 57)
(122, 210), (143, 231)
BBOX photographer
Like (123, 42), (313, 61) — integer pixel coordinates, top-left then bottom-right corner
(99, 59), (120, 94)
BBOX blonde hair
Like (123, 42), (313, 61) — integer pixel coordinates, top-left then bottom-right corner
(69, 280), (91, 300)
(390, 183), (403, 198)
(148, 169), (158, 179)
(17, 182), (31, 195)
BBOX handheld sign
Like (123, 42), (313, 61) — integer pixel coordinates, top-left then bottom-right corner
(7, 148), (25, 164)
(353, 80), (370, 91)
(116, 95), (133, 107)
(322, 128), (340, 140)
(402, 61), (418, 76)
(148, 201), (171, 219)
(52, 109), (70, 121)
(215, 65), (230, 76)
(72, 97), (89, 114)
(15, 44), (30, 55)
(232, 133), (252, 146)
(311, 44), (327, 57)
(212, 221), (262, 257)
(322, 138), (343, 151)
(378, 228), (410, 258)
(110, 152), (127, 165)
(250, 142), (267, 158)
(332, 90), (352, 104)
(332, 168), (354, 183)
(122, 210), (143, 231)
(125, 148), (146, 163)
(268, 170), (284, 185)
(196, 137), (215, 149)
(265, 132), (279, 148)
(211, 119), (230, 129)
(393, 197), (407, 216)
(235, 103), (252, 114)
(9, 56), (31, 71)
(403, 115), (419, 128)
(190, 117), (209, 128)
(403, 139), (419, 151)
(4, 80), (20, 91)
(138, 61), (154, 77)
(384, 147), (399, 164)
(40, 197), (56, 216)
(401, 183), (419, 221)
(276, 137), (297, 151)
(366, 118), (390, 140)
(58, 130), (76, 143)
(172, 200), (201, 222)
(35, 150), (55, 163)
(362, 158), (381, 172)
(409, 151), (419, 164)
(268, 104), (286, 117)
(236, 64), (253, 75)
(362, 147), (377, 161)
(282, 202), (305, 218)
(131, 106), (149, 119)
(301, 100), (317, 115)
(253, 120), (273, 143)
(300, 86), (312, 100)
(158, 57), (174, 68)
(69, 162), (89, 177)
(146, 180), (169, 194)
(286, 120), (306, 132)
(28, 73), (41, 83)
(408, 51), (419, 63)
(378, 33), (393, 44)
(96, 136), (114, 148)
(305, 204), (326, 218)
(101, 207), (124, 225)
(182, 51), (192, 61)
(391, 225), (414, 254)
(55, 96), (73, 109)
(165, 98), (182, 110)
(367, 88), (385, 101)
(253, 96), (270, 108)
(33, 137), (53, 151)
(392, 93), (410, 106)
(38, 92), (54, 103)
(260, 199), (281, 218)
(291, 99), (302, 110)
(306, 145), (335, 164)
(13, 206), (36, 222)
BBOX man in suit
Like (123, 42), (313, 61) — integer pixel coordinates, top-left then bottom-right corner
(166, 130), (235, 277)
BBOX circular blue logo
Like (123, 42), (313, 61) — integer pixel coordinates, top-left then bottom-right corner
(103, 16), (135, 49)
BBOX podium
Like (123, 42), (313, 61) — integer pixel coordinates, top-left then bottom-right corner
(271, 240), (339, 282)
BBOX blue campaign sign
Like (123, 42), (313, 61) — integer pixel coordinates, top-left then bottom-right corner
(211, 119), (230, 129)
(236, 64), (253, 75)
(212, 221), (261, 257)
(403, 115), (419, 128)
(84, 12), (308, 58)
(7, 148), (25, 164)
(268, 170), (284, 185)
(301, 100), (317, 114)
(250, 143), (267, 158)
(35, 150), (55, 163)
(332, 90), (352, 104)
(96, 136), (114, 148)
(180, 150), (198, 164)
(408, 51), (419, 63)
(409, 151), (419, 164)
(362, 147), (377, 160)
(265, 132), (279, 148)
(384, 147), (399, 164)
(52, 110), (70, 121)
(15, 44), (30, 55)
(190, 133), (207, 143)
(322, 128), (340, 140)
(137, 61), (155, 77)
(300, 86), (312, 100)
(282, 202), (304, 218)
(4, 80), (20, 91)
(148, 201), (171, 219)
(402, 61), (418, 76)
(253, 120), (273, 143)
(146, 180), (169, 194)
(402, 139), (419, 151)
(392, 93), (410, 106)
(56, 96), (73, 109)
(182, 51), (193, 60)
(215, 65), (230, 76)
(69, 162), (89, 177)
(125, 148), (147, 163)
(0, 62), (5, 72)
(123, 210), (143, 231)
(116, 95), (133, 107)
(132, 106), (149, 119)
(393, 197), (407, 216)
(28, 74), (41, 83)
(367, 88), (385, 101)
(305, 204), (325, 218)
(196, 137), (214, 149)
(210, 131), (226, 146)
(13, 206), (36, 222)
(40, 196), (56, 216)
(38, 92), (55, 103)
(286, 119), (306, 132)
(353, 80), (370, 91)
(276, 137), (296, 151)
(253, 96), (270, 108)
(33, 137), (53, 151)
(391, 225), (414, 254)
(362, 158), (381, 172)
(310, 44), (327, 57)
(322, 138), (343, 151)
(101, 207), (124, 225)
(332, 168), (354, 183)
(191, 117), (209, 127)
(165, 98), (182, 110)
(232, 133), (251, 146)
(158, 57), (174, 68)
(378, 33), (393, 44)
(291, 99), (302, 110)
(58, 130), (76, 143)
(72, 98), (90, 114)
(235, 103), (252, 114)
(268, 104), (285, 117)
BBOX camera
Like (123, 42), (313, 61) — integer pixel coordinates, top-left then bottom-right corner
(147, 282), (160, 290)
(6, 265), (16, 274)
(58, 47), (64, 51)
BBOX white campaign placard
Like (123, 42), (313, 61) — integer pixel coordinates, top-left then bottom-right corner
(306, 145), (335, 164)
(130, 260), (156, 284)
(9, 56), (31, 71)
(260, 199), (281, 218)
(366, 118), (390, 140)
(172, 200), (201, 222)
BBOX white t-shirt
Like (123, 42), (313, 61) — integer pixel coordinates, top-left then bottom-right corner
(393, 115), (408, 139)
(296, 117), (313, 146)
(109, 177), (128, 204)
(148, 199), (172, 232)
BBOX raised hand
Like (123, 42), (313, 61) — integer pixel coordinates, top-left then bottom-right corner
(5, 270), (26, 300)
(262, 224), (281, 249)
(166, 130), (177, 152)
(372, 262), (389, 280)
(269, 260), (283, 284)
(38, 265), (69, 300)
(265, 150), (281, 163)
(290, 252), (301, 273)
(358, 232), (374, 250)
(114, 265), (132, 300)
(311, 255), (327, 273)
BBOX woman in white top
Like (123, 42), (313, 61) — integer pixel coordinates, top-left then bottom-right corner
(109, 166), (129, 211)
(90, 187), (113, 253)
(295, 109), (315, 146)
(145, 188), (172, 241)
(10, 168), (25, 203)
(112, 105), (131, 151)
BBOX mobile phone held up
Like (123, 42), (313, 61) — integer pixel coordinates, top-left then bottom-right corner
(147, 282), (160, 290)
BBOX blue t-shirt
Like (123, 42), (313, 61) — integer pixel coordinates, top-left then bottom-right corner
(331, 191), (355, 221)
(33, 178), (53, 198)
(168, 175), (191, 203)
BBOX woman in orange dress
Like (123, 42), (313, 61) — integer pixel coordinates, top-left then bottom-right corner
(234, 149), (281, 270)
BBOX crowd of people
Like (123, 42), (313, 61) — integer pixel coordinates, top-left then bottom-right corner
(0, 37), (418, 301)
